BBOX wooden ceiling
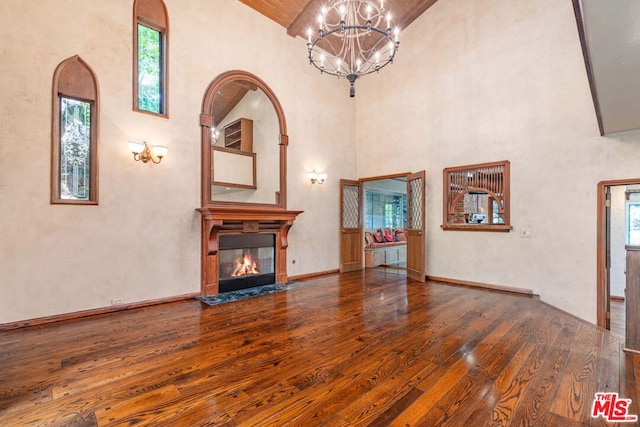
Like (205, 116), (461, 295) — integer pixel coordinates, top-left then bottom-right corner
(212, 79), (258, 128)
(238, 0), (439, 39)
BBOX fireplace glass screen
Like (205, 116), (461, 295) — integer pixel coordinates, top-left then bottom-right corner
(218, 234), (276, 292)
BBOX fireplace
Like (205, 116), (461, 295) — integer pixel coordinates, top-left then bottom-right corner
(197, 207), (303, 296)
(218, 234), (276, 292)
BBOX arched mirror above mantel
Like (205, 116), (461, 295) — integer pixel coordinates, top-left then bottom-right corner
(198, 71), (301, 297)
(200, 70), (288, 209)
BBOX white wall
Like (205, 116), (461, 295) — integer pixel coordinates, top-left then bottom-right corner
(0, 0), (355, 323)
(355, 0), (640, 322)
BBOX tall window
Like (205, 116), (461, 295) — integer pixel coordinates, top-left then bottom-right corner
(60, 98), (92, 200)
(51, 56), (99, 204)
(134, 0), (168, 116)
(365, 190), (407, 229)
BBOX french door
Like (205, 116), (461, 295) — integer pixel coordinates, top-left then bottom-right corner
(339, 179), (363, 272)
(406, 171), (426, 282)
(339, 172), (426, 278)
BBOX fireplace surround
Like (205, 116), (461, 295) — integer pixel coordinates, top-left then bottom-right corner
(197, 207), (302, 296)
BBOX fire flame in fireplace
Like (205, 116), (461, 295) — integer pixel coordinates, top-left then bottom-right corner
(231, 253), (260, 277)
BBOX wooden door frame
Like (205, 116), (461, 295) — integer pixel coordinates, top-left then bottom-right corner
(597, 178), (640, 328)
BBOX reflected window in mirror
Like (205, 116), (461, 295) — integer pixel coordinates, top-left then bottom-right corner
(442, 160), (511, 232)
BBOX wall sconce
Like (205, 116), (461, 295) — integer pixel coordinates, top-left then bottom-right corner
(128, 141), (168, 164)
(308, 170), (327, 185)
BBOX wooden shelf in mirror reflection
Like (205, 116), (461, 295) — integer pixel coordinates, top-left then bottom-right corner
(223, 118), (253, 152)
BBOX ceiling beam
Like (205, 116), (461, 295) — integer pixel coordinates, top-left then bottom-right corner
(398, 0), (439, 30)
(214, 87), (250, 127)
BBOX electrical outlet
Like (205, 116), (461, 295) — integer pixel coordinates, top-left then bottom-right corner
(111, 297), (124, 305)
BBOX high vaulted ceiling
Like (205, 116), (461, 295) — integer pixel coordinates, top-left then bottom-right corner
(238, 0), (439, 39)
(242, 0), (640, 135)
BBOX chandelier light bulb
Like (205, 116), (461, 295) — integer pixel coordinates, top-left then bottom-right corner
(307, 0), (401, 97)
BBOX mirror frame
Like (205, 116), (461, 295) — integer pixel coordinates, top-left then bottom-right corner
(200, 70), (288, 209)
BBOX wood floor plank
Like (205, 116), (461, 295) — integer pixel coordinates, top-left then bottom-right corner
(548, 323), (603, 424)
(0, 269), (634, 426)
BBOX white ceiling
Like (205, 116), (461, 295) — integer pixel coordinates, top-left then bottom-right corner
(580, 0), (640, 134)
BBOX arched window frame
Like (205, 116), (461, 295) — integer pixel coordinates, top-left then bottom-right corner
(133, 0), (169, 117)
(51, 55), (99, 205)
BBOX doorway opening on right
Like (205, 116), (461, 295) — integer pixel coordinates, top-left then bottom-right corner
(363, 177), (408, 273)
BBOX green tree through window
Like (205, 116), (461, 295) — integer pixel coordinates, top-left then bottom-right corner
(137, 24), (162, 113)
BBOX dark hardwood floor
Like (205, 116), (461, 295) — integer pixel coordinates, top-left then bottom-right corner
(610, 299), (625, 339)
(1, 269), (638, 426)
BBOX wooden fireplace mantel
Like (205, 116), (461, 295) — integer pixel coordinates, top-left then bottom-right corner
(197, 207), (303, 296)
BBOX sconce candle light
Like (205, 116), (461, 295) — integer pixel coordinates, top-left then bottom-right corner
(210, 127), (220, 145)
(308, 170), (327, 185)
(128, 141), (168, 164)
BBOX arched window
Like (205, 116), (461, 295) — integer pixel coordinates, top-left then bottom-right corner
(133, 0), (168, 116)
(51, 55), (99, 204)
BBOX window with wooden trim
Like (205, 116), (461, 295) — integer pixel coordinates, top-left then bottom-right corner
(133, 0), (168, 116)
(442, 160), (510, 231)
(51, 56), (99, 204)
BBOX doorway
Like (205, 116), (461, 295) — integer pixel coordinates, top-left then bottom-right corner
(340, 172), (426, 281)
(362, 176), (408, 272)
(597, 179), (640, 337)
